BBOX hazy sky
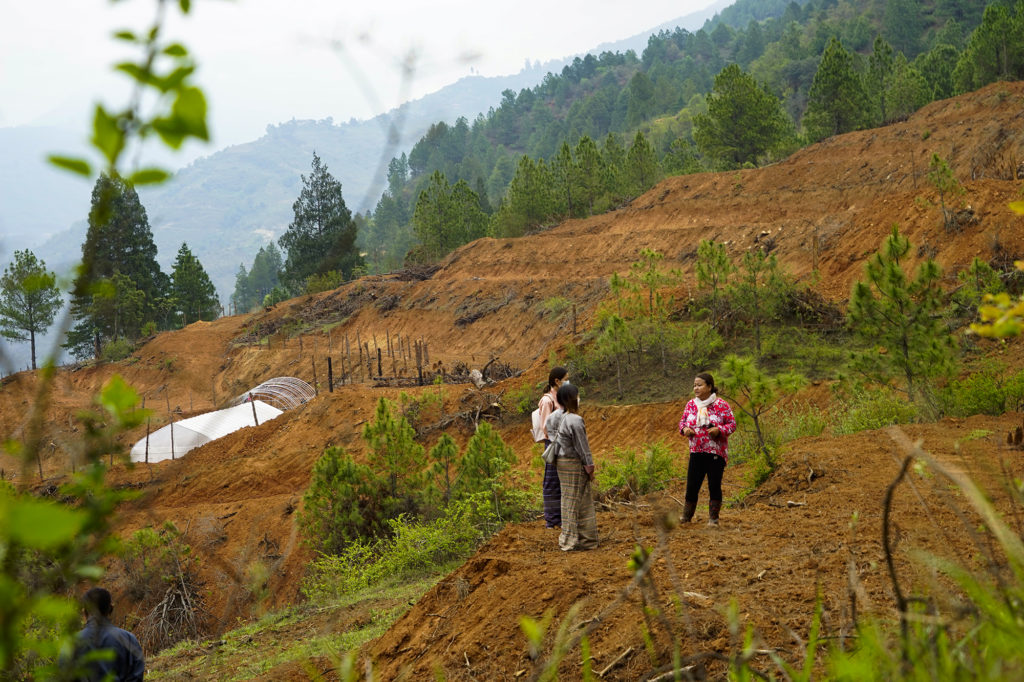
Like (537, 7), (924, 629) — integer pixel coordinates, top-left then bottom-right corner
(2, 0), (722, 155)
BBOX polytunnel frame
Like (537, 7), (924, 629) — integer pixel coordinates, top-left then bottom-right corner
(229, 376), (316, 410)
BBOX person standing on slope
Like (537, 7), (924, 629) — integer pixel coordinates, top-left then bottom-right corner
(554, 382), (598, 550)
(536, 366), (568, 528)
(678, 372), (736, 527)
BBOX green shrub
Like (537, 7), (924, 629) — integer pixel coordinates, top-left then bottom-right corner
(938, 364), (1024, 417)
(505, 379), (544, 416)
(774, 401), (829, 442)
(302, 499), (492, 602)
(540, 296), (572, 317)
(119, 522), (197, 603)
(101, 337), (134, 362)
(831, 388), (918, 435)
(304, 270), (344, 295)
(672, 322), (724, 373)
(262, 285), (289, 307)
(600, 440), (680, 495)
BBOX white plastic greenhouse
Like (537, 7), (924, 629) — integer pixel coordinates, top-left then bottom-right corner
(129, 400), (283, 463)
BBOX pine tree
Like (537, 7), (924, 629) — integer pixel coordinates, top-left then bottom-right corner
(0, 250), (62, 370)
(412, 171), (456, 259)
(170, 243), (219, 325)
(866, 36), (895, 125)
(695, 239), (735, 327)
(953, 2), (1024, 93)
(887, 54), (931, 122)
(66, 174), (167, 357)
(728, 248), (788, 357)
(600, 133), (627, 205)
(882, 0), (925, 57)
(492, 156), (556, 238)
(663, 137), (703, 176)
(231, 264), (251, 315)
(803, 37), (871, 141)
(412, 172), (488, 260)
(428, 434), (460, 508)
(456, 422), (516, 517)
(299, 446), (387, 553)
(278, 151), (362, 292)
(625, 248), (682, 376)
(551, 141), (580, 218)
(848, 225), (957, 404)
(914, 43), (960, 100)
(927, 154), (965, 233)
(575, 135), (604, 215)
(362, 398), (426, 517)
(693, 63), (793, 168)
(719, 354), (805, 464)
(449, 179), (489, 247)
(625, 131), (661, 197)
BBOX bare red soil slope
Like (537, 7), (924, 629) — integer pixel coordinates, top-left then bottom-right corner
(2, 82), (1023, 679)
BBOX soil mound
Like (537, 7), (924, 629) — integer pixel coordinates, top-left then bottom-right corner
(2, 83), (1024, 674)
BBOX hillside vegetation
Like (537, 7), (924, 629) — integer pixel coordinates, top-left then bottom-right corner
(2, 79), (1024, 678)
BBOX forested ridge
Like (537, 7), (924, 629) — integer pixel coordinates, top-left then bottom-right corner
(349, 0), (1018, 276)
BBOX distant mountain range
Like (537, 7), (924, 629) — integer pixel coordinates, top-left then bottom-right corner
(0, 0), (729, 373)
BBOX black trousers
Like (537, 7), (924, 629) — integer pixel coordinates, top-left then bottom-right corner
(685, 451), (726, 503)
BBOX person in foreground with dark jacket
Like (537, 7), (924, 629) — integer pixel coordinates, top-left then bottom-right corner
(71, 587), (145, 681)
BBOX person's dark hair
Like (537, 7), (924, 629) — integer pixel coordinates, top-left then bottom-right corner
(83, 587), (113, 618)
(696, 372), (716, 393)
(547, 366), (568, 389)
(556, 382), (579, 412)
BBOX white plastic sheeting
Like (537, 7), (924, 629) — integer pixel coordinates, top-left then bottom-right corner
(129, 400), (283, 463)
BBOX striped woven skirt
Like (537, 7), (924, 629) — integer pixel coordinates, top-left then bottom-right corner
(556, 457), (598, 551)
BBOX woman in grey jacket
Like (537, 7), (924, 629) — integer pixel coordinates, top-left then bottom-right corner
(553, 382), (598, 551)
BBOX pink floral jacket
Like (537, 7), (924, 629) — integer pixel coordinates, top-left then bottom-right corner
(678, 397), (737, 462)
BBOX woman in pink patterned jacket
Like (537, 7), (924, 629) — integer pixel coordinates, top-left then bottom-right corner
(678, 372), (736, 527)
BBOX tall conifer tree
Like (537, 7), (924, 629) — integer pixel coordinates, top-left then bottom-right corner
(279, 152), (362, 292)
(803, 37), (870, 141)
(66, 174), (167, 357)
(170, 243), (219, 325)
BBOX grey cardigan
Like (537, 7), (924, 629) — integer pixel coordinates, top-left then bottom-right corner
(553, 412), (593, 467)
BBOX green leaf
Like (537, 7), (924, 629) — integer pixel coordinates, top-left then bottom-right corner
(90, 105), (124, 166)
(172, 86), (209, 140)
(163, 43), (188, 57)
(115, 61), (157, 87)
(1010, 201), (1024, 215)
(6, 498), (86, 549)
(156, 65), (196, 93)
(127, 168), (171, 185)
(151, 117), (186, 149)
(100, 375), (141, 423)
(112, 30), (137, 42)
(31, 594), (78, 622)
(179, 0), (192, 12)
(47, 155), (93, 177)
